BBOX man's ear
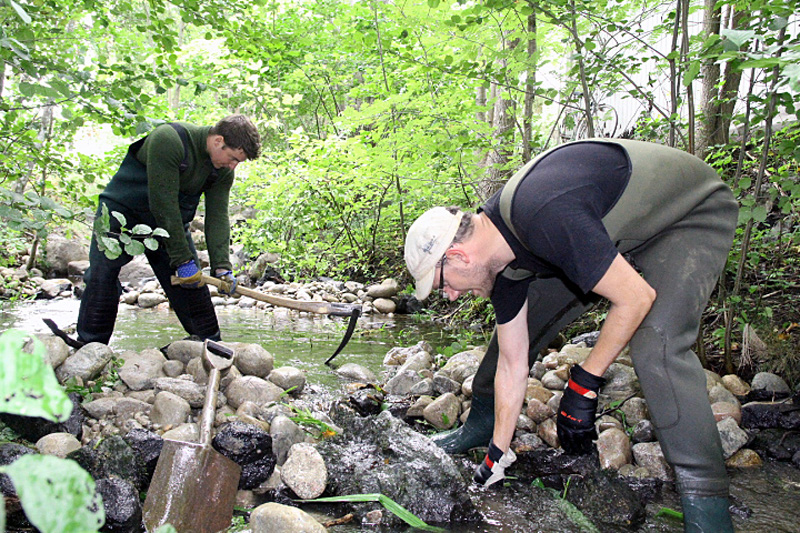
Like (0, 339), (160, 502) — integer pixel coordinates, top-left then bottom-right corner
(445, 247), (470, 265)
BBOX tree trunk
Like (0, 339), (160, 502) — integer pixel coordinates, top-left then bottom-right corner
(522, 11), (537, 162)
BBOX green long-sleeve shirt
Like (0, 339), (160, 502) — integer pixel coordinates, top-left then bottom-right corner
(101, 122), (234, 271)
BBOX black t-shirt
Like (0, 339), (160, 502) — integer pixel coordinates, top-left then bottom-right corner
(480, 141), (632, 323)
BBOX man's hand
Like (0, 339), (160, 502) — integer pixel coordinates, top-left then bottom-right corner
(176, 260), (203, 289)
(473, 440), (516, 487)
(215, 269), (238, 296)
(557, 365), (606, 455)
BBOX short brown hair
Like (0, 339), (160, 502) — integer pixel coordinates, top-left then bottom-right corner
(210, 114), (261, 160)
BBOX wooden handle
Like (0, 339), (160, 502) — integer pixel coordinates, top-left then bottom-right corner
(171, 274), (361, 316)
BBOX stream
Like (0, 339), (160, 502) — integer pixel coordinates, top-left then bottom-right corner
(2, 299), (800, 532)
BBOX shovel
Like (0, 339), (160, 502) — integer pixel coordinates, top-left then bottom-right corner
(142, 340), (241, 533)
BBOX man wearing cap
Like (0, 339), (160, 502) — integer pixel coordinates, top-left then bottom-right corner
(404, 139), (737, 532)
(76, 115), (261, 347)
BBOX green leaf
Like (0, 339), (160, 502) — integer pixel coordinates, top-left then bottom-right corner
(119, 233), (131, 245)
(154, 526), (178, 533)
(0, 330), (73, 422)
(427, 0), (440, 8)
(124, 239), (145, 256)
(144, 238), (159, 251)
(721, 29), (755, 49)
(751, 205), (768, 223)
(299, 494), (446, 532)
(5, 0), (32, 24)
(0, 455), (104, 532)
(111, 210), (127, 228)
(131, 224), (152, 235)
(99, 237), (122, 259)
(683, 62), (701, 86)
(152, 228), (170, 238)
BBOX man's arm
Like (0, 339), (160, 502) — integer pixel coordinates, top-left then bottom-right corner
(491, 299), (531, 452)
(203, 176), (234, 273)
(581, 253), (656, 376)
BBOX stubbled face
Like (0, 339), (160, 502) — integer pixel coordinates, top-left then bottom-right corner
(208, 136), (247, 170)
(437, 260), (499, 301)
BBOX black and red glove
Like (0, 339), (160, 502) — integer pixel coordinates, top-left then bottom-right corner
(473, 440), (516, 487)
(556, 365), (605, 455)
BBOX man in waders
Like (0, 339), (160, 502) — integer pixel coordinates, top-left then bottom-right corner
(404, 139), (737, 532)
(76, 115), (261, 346)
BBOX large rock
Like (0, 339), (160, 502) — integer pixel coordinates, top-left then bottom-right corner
(316, 404), (480, 527)
(250, 502), (326, 533)
(118, 349), (167, 391)
(45, 234), (89, 276)
(281, 443), (327, 499)
(55, 343), (115, 383)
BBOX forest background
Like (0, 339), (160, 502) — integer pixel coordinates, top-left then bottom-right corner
(1, 0), (799, 383)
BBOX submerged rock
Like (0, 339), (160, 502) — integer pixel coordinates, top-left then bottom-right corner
(565, 470), (646, 529)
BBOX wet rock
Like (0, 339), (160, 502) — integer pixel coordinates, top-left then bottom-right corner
(709, 383), (741, 406)
(398, 350), (434, 374)
(150, 391), (191, 427)
(631, 441), (673, 481)
(631, 419), (656, 444)
(597, 427), (632, 470)
(726, 448), (763, 468)
(25, 334), (70, 368)
(122, 428), (163, 489)
(384, 369), (424, 396)
(117, 348), (167, 391)
(600, 363), (639, 401)
(164, 340), (204, 364)
(541, 369), (566, 390)
(565, 470), (645, 529)
(38, 278), (72, 299)
(712, 401), (742, 424)
(383, 341), (433, 366)
(570, 331), (600, 346)
(268, 366), (306, 395)
(717, 417), (748, 459)
(721, 374), (750, 397)
(0, 443), (36, 495)
(35, 432), (81, 458)
(335, 363), (377, 383)
(55, 342), (115, 383)
(525, 398), (554, 424)
(437, 348), (484, 384)
(366, 278), (399, 298)
(226, 342), (274, 378)
(225, 376), (284, 409)
(423, 392), (460, 430)
(527, 384), (554, 405)
(513, 448), (599, 481)
(432, 374), (460, 395)
(45, 234), (89, 276)
(409, 378), (435, 396)
(618, 397), (649, 427)
(741, 401), (800, 430)
(250, 502), (326, 533)
(270, 415), (307, 466)
(512, 433), (546, 452)
(597, 414), (624, 433)
(96, 477), (141, 533)
(213, 421), (277, 490)
(68, 435), (143, 491)
(394, 294), (423, 314)
(318, 404), (480, 527)
(348, 387), (384, 416)
(372, 298), (396, 314)
(152, 377), (207, 408)
(407, 396), (434, 417)
(0, 392), (84, 442)
(751, 372), (790, 394)
(281, 443), (327, 499)
(137, 292), (167, 308)
(537, 418), (559, 449)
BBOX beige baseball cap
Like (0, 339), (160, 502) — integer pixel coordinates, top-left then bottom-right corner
(404, 207), (463, 300)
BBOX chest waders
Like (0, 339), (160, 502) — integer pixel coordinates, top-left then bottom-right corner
(435, 140), (737, 531)
(77, 124), (221, 345)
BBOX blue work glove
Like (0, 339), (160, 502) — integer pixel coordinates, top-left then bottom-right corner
(557, 364), (606, 455)
(473, 440), (516, 487)
(176, 260), (203, 289)
(215, 270), (238, 296)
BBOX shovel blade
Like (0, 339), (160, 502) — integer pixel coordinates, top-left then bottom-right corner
(143, 439), (241, 533)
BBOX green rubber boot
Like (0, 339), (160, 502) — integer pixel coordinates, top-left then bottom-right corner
(432, 393), (495, 454)
(681, 495), (734, 533)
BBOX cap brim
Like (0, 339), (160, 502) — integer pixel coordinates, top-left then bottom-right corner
(414, 266), (436, 300)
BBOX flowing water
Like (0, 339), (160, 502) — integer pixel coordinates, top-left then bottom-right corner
(2, 299), (799, 532)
